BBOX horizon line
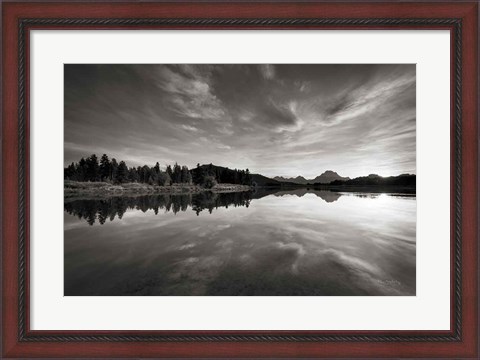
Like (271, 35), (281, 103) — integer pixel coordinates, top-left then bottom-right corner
(64, 154), (416, 180)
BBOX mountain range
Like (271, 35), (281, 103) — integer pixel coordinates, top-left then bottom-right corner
(273, 170), (350, 185)
(188, 164), (414, 189)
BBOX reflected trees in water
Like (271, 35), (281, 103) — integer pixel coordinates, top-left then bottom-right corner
(63, 189), (399, 226)
(64, 191), (254, 225)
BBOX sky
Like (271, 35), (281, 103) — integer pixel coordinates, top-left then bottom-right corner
(64, 64), (415, 178)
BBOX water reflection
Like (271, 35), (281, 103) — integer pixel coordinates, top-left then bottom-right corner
(64, 190), (349, 225)
(64, 191), (254, 225)
(64, 190), (416, 296)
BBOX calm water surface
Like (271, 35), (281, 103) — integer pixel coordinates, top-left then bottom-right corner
(64, 189), (416, 296)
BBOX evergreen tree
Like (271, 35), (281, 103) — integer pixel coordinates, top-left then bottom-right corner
(193, 163), (204, 185)
(203, 175), (217, 189)
(233, 169), (239, 184)
(147, 174), (155, 185)
(158, 171), (171, 186)
(85, 154), (99, 181)
(245, 168), (251, 185)
(141, 165), (151, 184)
(115, 161), (128, 184)
(64, 162), (75, 180)
(150, 162), (161, 185)
(173, 163), (182, 183)
(166, 165), (173, 180)
(181, 165), (192, 184)
(128, 167), (139, 182)
(77, 157), (87, 181)
(99, 154), (110, 181)
(110, 158), (118, 182)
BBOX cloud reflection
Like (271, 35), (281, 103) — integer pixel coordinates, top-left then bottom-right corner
(65, 191), (416, 296)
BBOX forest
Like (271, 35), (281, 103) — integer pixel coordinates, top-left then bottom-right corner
(64, 154), (253, 188)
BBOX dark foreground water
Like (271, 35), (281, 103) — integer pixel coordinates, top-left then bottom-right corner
(64, 189), (416, 296)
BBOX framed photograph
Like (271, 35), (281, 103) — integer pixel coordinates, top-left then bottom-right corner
(2, 1), (478, 358)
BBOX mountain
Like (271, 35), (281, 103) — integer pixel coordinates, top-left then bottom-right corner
(328, 173), (416, 187)
(250, 173), (282, 187)
(311, 170), (350, 184)
(273, 175), (309, 184)
(273, 171), (349, 185)
(272, 188), (342, 203)
(191, 164), (282, 187)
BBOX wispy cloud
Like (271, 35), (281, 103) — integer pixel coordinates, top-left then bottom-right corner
(65, 64), (415, 178)
(259, 64), (275, 80)
(181, 124), (200, 132)
(156, 66), (226, 121)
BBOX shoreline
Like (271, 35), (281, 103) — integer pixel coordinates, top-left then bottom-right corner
(64, 181), (252, 199)
(64, 181), (416, 202)
(311, 184), (416, 194)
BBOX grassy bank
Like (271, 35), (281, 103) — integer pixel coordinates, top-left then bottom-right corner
(64, 180), (252, 199)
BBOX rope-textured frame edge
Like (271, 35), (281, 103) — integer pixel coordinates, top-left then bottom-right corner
(16, 17), (462, 342)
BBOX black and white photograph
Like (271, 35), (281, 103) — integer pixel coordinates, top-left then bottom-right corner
(64, 64), (416, 296)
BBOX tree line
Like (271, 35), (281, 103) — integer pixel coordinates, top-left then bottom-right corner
(64, 154), (252, 187)
(190, 163), (252, 187)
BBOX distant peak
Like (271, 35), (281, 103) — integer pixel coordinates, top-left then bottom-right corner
(274, 171), (349, 184)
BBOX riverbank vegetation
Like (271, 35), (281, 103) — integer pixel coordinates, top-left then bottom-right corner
(64, 180), (252, 199)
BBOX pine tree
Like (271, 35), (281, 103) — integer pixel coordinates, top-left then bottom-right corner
(193, 163), (204, 185)
(181, 166), (192, 184)
(166, 165), (173, 180)
(173, 163), (182, 183)
(141, 165), (151, 184)
(128, 167), (139, 182)
(99, 154), (110, 181)
(115, 161), (128, 184)
(85, 154), (99, 181)
(245, 168), (251, 185)
(233, 169), (239, 184)
(151, 162), (161, 185)
(64, 162), (75, 180)
(158, 171), (171, 186)
(77, 157), (87, 181)
(110, 158), (118, 182)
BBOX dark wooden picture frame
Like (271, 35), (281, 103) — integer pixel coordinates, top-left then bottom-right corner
(1, 1), (478, 358)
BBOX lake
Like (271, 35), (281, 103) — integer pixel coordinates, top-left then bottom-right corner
(64, 189), (416, 296)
